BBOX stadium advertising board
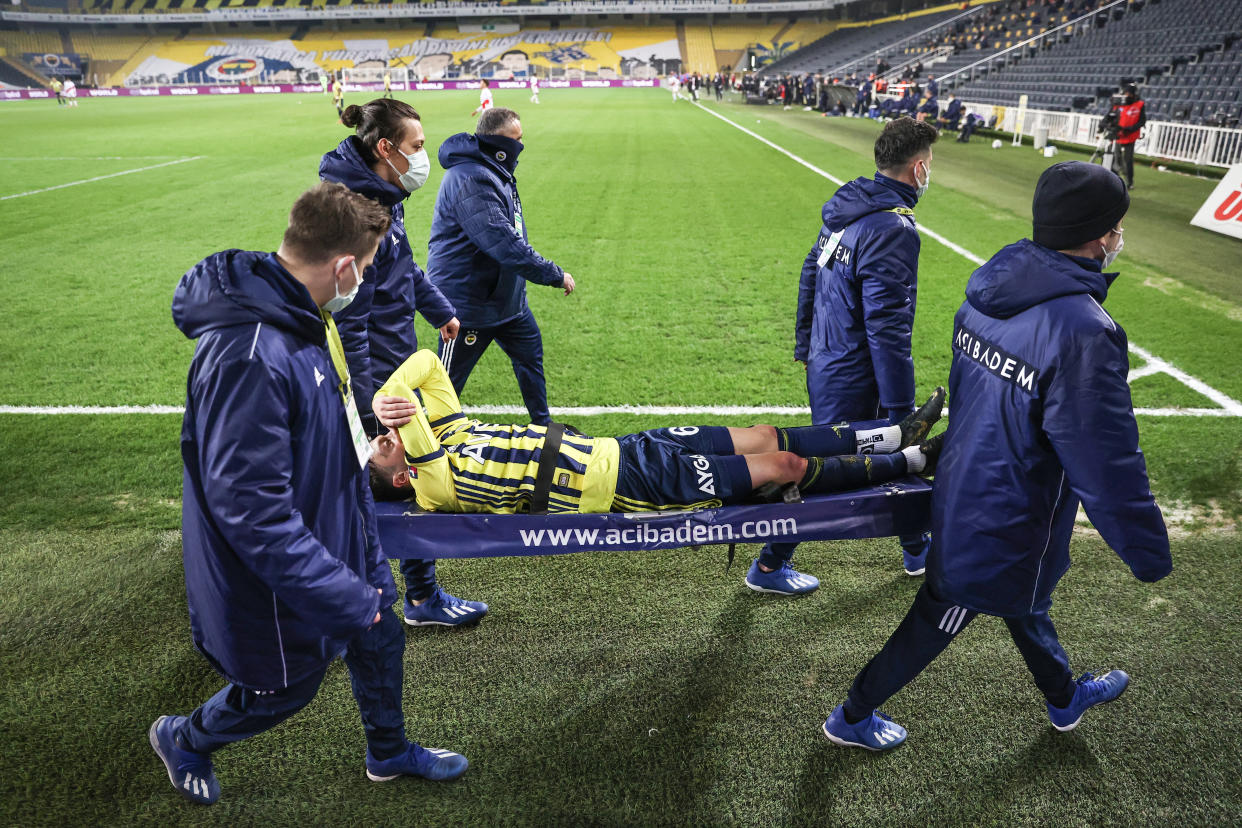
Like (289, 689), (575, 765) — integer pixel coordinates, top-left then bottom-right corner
(1190, 164), (1242, 241)
(0, 78), (657, 101)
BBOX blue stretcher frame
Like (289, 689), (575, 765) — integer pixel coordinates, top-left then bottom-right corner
(374, 477), (932, 559)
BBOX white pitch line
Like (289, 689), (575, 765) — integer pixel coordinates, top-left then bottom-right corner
(0, 155), (184, 161)
(693, 101), (1240, 416)
(0, 156), (205, 201)
(0, 403), (1228, 418)
(1127, 342), (1242, 415)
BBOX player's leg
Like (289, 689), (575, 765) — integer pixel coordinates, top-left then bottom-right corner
(1005, 610), (1129, 731)
(824, 581), (977, 750)
(345, 607), (469, 780)
(492, 308), (550, 426)
(150, 666), (326, 803)
(400, 557), (489, 628)
(437, 326), (496, 397)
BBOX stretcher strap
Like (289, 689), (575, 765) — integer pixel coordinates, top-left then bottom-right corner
(531, 422), (566, 514)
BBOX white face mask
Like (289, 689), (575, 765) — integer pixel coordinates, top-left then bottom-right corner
(1102, 231), (1124, 268)
(385, 144), (430, 193)
(323, 260), (362, 313)
(914, 160), (931, 199)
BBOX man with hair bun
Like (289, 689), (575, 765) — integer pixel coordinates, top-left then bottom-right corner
(820, 161), (1171, 752)
(757, 117), (939, 597)
(428, 106), (575, 428)
(150, 182), (469, 806)
(321, 98), (490, 629)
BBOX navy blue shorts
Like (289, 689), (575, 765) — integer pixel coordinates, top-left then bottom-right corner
(612, 426), (753, 512)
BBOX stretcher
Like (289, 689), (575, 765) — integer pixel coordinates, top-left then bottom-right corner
(374, 477), (932, 559)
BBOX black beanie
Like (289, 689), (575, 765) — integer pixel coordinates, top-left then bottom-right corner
(1031, 161), (1129, 250)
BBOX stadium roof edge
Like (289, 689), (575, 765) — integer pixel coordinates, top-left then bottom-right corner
(1, 0), (842, 25)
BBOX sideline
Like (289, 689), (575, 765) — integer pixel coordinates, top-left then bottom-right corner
(691, 100), (1242, 418)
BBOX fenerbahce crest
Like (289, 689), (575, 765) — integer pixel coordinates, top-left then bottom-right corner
(205, 56), (264, 82)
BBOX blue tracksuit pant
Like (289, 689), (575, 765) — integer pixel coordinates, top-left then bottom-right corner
(175, 609), (407, 760)
(436, 306), (550, 426)
(843, 581), (1075, 719)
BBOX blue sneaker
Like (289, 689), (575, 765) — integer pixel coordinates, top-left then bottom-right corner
(901, 533), (930, 576)
(1047, 670), (1130, 732)
(822, 704), (907, 751)
(148, 715), (220, 805)
(744, 559), (819, 595)
(403, 587), (489, 627)
(366, 742), (468, 782)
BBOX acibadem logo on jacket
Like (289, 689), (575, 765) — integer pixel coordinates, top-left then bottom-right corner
(953, 325), (1040, 393)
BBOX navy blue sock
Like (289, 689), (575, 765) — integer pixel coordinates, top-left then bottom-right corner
(799, 452), (907, 495)
(776, 423), (855, 457)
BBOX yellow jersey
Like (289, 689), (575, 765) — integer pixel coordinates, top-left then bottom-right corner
(376, 350), (620, 513)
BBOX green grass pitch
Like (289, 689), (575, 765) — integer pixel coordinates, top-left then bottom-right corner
(1, 88), (1240, 826)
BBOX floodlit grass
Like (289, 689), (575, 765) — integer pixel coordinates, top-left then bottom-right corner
(0, 89), (1239, 825)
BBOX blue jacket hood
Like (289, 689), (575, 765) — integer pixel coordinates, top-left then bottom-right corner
(965, 239), (1117, 319)
(821, 174), (917, 232)
(319, 136), (407, 207)
(438, 132), (515, 181)
(172, 250), (325, 345)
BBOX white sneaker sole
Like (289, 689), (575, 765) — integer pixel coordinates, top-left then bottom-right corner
(821, 720), (901, 751)
(744, 580), (815, 596)
(904, 566), (926, 576)
(366, 768), (400, 782)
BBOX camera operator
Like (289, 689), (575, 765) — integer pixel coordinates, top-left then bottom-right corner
(1112, 83), (1145, 189)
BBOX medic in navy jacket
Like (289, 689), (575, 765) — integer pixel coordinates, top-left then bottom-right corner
(320, 135), (456, 432)
(173, 249), (394, 689)
(929, 239), (1171, 616)
(795, 173), (921, 423)
(427, 131), (565, 328)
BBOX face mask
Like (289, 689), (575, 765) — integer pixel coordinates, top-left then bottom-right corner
(323, 260), (362, 313)
(1102, 232), (1124, 268)
(385, 144), (430, 193)
(914, 161), (931, 199)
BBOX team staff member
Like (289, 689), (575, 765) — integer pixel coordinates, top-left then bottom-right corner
(367, 350), (946, 513)
(757, 118), (939, 597)
(1114, 83), (1146, 189)
(152, 182), (468, 805)
(320, 98), (489, 629)
(428, 107), (575, 426)
(822, 162), (1171, 751)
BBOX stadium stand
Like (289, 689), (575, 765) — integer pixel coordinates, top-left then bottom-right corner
(947, 0), (1242, 126)
(759, 6), (965, 78)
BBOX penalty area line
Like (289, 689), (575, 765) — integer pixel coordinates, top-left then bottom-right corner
(0, 156), (206, 201)
(691, 101), (1242, 417)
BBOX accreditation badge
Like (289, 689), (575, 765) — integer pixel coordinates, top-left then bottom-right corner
(344, 388), (374, 469)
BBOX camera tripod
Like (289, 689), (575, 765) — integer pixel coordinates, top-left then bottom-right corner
(1089, 134), (1123, 178)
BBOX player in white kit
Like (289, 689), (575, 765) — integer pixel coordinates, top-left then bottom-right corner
(529, 76), (540, 104)
(668, 74), (681, 102)
(470, 79), (493, 118)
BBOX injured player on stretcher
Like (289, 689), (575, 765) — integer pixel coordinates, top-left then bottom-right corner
(367, 350), (944, 513)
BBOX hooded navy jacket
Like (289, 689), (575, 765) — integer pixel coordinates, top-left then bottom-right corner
(927, 240), (1171, 616)
(173, 250), (395, 689)
(795, 173), (921, 420)
(319, 136), (455, 425)
(427, 132), (564, 327)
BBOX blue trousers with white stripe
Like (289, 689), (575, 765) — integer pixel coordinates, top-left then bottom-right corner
(177, 609), (407, 760)
(843, 581), (1075, 720)
(437, 307), (550, 426)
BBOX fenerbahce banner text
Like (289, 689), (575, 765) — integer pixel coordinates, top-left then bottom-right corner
(373, 479), (932, 559)
(1190, 164), (1242, 241)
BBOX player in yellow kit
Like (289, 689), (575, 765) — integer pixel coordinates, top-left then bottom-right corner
(368, 350), (944, 518)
